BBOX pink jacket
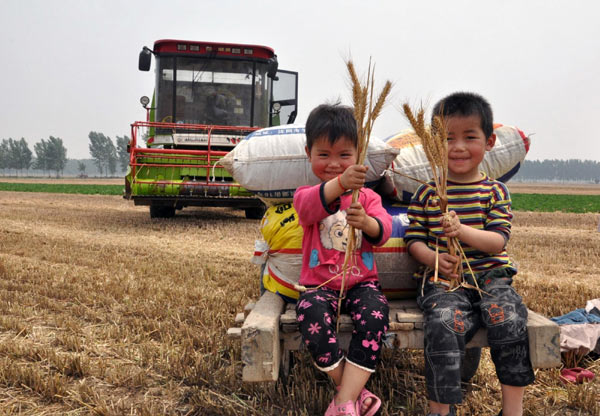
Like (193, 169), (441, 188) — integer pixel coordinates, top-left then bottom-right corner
(293, 183), (392, 290)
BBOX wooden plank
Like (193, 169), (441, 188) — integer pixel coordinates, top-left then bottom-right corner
(389, 308), (401, 321)
(404, 308), (423, 316)
(227, 327), (241, 338)
(241, 291), (285, 382)
(388, 299), (419, 310)
(526, 310), (561, 368)
(339, 323), (354, 332)
(396, 310), (424, 324)
(387, 300), (409, 310)
(244, 301), (256, 318)
(280, 308), (296, 325)
(392, 329), (424, 349)
(281, 323), (298, 334)
(282, 332), (303, 351)
(389, 322), (414, 331)
(274, 303), (559, 379)
(339, 315), (353, 326)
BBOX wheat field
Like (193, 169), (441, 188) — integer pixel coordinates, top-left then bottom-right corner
(0, 188), (599, 415)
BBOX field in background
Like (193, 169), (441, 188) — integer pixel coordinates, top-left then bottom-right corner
(508, 182), (600, 195)
(0, 182), (124, 195)
(0, 177), (124, 185)
(0, 189), (599, 415)
(2, 177), (600, 195)
(2, 179), (600, 213)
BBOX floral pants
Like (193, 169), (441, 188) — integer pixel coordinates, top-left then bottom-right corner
(418, 268), (535, 404)
(296, 281), (389, 372)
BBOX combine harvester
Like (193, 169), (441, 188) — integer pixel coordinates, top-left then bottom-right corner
(124, 39), (298, 218)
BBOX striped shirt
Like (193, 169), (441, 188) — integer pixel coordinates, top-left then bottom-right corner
(404, 174), (516, 276)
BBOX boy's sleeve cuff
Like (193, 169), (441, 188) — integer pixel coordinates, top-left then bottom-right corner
(488, 229), (510, 249)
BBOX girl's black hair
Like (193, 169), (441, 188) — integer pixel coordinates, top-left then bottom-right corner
(305, 103), (358, 150)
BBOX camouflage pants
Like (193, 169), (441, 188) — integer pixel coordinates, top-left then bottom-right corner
(417, 268), (535, 404)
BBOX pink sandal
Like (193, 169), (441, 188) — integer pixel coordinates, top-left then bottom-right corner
(324, 398), (360, 416)
(560, 367), (595, 384)
(358, 388), (382, 416)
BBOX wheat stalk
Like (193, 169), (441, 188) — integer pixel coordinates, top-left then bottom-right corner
(402, 104), (486, 293)
(332, 59), (392, 331)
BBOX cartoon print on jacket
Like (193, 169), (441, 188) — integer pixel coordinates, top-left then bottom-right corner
(319, 210), (362, 252)
(308, 210), (366, 272)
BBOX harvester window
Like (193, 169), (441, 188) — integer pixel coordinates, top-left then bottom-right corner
(154, 56), (272, 128)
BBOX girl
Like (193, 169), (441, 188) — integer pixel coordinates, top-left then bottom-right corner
(293, 103), (392, 416)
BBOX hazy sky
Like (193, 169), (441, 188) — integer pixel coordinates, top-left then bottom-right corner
(2, 0), (599, 161)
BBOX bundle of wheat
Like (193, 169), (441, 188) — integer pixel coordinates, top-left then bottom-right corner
(402, 104), (482, 293)
(335, 60), (392, 329)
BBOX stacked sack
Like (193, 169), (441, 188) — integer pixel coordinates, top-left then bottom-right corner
(379, 123), (530, 203)
(374, 201), (420, 299)
(220, 125), (399, 205)
(227, 123), (530, 302)
(252, 201), (419, 303)
(252, 203), (303, 303)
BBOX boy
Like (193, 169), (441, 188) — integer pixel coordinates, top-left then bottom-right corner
(404, 92), (534, 416)
(293, 103), (392, 416)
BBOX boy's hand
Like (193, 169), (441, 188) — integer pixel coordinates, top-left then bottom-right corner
(339, 165), (368, 191)
(438, 252), (460, 279)
(442, 210), (462, 238)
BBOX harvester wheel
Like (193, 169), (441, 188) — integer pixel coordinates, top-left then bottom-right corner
(150, 205), (176, 218)
(244, 206), (265, 220)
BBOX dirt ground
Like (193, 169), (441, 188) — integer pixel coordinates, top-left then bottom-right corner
(0, 191), (598, 415)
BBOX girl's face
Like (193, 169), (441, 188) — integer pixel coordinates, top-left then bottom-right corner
(306, 136), (358, 182)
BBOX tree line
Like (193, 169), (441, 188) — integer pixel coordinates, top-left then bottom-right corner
(0, 133), (130, 177)
(2, 135), (600, 182)
(513, 159), (600, 183)
(87, 132), (130, 176)
(0, 137), (67, 177)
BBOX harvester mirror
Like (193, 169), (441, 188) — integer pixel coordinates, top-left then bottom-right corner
(267, 56), (279, 80)
(140, 96), (150, 108)
(139, 47), (152, 71)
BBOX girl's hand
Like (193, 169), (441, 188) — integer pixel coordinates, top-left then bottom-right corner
(442, 210), (462, 238)
(346, 202), (368, 230)
(339, 165), (368, 191)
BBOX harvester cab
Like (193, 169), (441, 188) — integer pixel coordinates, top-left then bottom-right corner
(124, 39), (298, 219)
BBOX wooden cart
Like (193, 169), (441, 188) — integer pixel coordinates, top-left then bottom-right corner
(228, 291), (561, 382)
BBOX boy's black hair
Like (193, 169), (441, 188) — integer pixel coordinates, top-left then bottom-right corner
(432, 92), (494, 138)
(305, 103), (358, 150)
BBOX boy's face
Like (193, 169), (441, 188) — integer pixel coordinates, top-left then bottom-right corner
(305, 135), (358, 182)
(445, 114), (495, 183)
